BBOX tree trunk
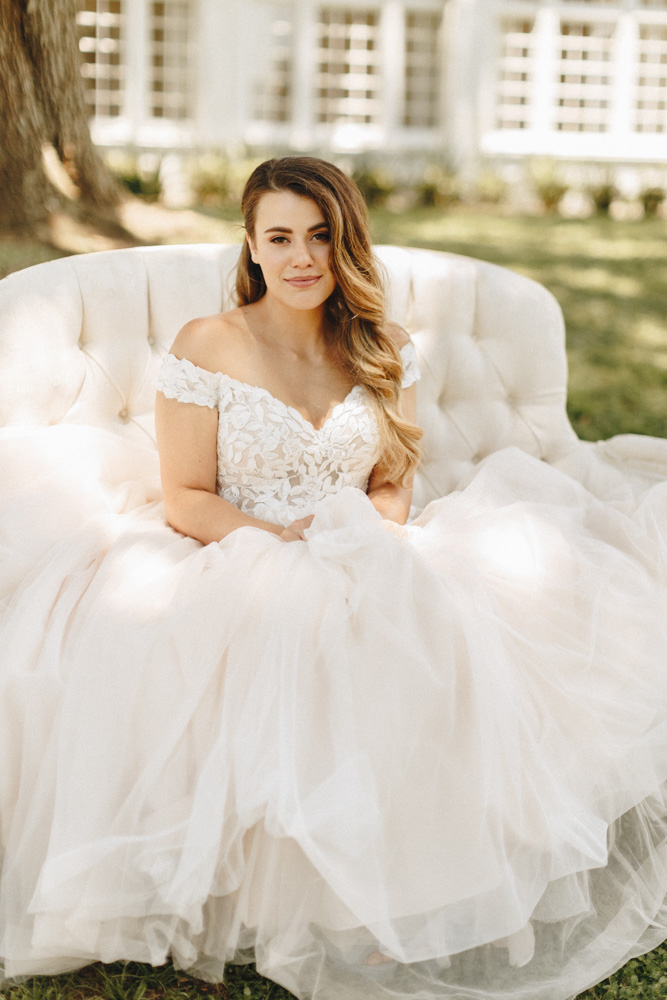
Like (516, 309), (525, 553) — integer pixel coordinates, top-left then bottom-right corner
(0, 0), (120, 235)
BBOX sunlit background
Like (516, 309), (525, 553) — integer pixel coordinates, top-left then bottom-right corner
(1, 0), (667, 442)
(77, 0), (667, 202)
(1, 5), (667, 1000)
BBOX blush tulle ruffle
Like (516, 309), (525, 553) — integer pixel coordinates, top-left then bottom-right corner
(2, 425), (667, 1000)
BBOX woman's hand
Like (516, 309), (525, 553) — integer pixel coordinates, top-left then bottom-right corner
(278, 515), (314, 542)
(381, 519), (409, 540)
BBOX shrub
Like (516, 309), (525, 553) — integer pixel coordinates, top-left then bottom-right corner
(414, 164), (460, 208)
(474, 167), (507, 205)
(190, 155), (264, 210)
(106, 151), (162, 201)
(527, 159), (568, 214)
(589, 183), (618, 215)
(351, 163), (397, 207)
(641, 187), (665, 217)
(190, 154), (229, 207)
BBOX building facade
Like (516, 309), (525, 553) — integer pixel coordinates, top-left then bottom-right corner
(77, 0), (667, 170)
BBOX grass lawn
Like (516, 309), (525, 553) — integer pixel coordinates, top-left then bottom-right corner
(3, 205), (665, 444)
(1, 207), (666, 999)
(2, 945), (667, 1000)
(369, 207), (667, 443)
(0, 238), (69, 279)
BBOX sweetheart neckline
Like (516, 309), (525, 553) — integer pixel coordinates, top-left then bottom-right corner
(166, 354), (366, 434)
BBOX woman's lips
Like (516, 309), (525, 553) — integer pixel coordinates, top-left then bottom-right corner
(285, 276), (321, 288)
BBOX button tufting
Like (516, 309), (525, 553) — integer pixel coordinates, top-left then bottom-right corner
(119, 406), (129, 422)
(147, 335), (155, 346)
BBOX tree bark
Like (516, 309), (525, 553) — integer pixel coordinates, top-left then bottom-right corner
(0, 0), (120, 234)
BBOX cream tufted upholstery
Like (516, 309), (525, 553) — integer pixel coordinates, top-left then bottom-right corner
(1, 242), (666, 511)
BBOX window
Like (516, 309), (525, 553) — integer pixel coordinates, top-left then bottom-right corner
(253, 9), (293, 123)
(149, 0), (196, 121)
(636, 24), (667, 133)
(315, 8), (381, 125)
(404, 10), (442, 128)
(496, 18), (534, 130)
(77, 0), (125, 118)
(554, 21), (614, 132)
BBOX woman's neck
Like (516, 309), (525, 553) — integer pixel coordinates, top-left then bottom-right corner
(246, 293), (329, 360)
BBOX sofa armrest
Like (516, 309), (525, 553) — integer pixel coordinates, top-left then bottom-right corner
(594, 433), (667, 479)
(553, 433), (667, 505)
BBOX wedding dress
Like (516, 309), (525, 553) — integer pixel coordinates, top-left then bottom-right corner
(1, 340), (667, 1000)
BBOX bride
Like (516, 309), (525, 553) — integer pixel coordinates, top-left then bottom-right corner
(155, 156), (421, 545)
(1, 156), (667, 1000)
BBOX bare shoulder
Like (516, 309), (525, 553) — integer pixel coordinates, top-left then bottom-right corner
(169, 308), (247, 373)
(382, 321), (410, 350)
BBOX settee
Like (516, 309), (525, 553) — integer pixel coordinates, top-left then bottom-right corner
(1, 242), (666, 511)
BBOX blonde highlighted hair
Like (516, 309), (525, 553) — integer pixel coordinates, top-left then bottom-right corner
(236, 156), (422, 486)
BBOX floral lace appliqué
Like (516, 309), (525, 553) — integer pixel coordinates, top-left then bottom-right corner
(156, 342), (419, 525)
(399, 340), (420, 389)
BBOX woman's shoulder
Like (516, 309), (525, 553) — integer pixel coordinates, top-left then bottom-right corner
(381, 322), (420, 389)
(169, 308), (247, 373)
(382, 321), (410, 350)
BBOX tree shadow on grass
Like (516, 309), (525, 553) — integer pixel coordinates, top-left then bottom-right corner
(369, 209), (667, 442)
(0, 960), (295, 1000)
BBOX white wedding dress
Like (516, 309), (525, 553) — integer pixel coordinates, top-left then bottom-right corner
(2, 340), (667, 1000)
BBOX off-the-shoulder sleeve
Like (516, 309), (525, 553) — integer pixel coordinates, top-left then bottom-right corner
(155, 354), (220, 409)
(399, 340), (421, 389)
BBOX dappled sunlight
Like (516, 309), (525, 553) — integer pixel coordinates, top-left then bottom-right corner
(369, 207), (667, 443)
(471, 520), (546, 586)
(557, 267), (644, 298)
(118, 199), (244, 247)
(104, 538), (178, 616)
(634, 318), (667, 369)
(562, 236), (667, 261)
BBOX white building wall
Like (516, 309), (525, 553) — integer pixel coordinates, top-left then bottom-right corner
(195, 0), (244, 149)
(482, 1), (667, 163)
(78, 0), (667, 168)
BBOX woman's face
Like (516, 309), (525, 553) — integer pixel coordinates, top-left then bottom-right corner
(247, 190), (337, 311)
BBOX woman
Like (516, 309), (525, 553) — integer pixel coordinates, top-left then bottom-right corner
(1, 157), (667, 1000)
(155, 157), (422, 545)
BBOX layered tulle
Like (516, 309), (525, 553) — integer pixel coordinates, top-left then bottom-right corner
(2, 425), (667, 1000)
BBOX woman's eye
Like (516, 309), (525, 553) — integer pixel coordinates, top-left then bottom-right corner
(270, 236), (288, 244)
(313, 232), (330, 242)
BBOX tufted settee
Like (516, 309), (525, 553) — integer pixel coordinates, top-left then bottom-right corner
(1, 242), (666, 512)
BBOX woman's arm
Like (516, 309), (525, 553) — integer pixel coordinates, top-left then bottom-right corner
(366, 380), (417, 525)
(367, 478), (413, 524)
(155, 391), (283, 544)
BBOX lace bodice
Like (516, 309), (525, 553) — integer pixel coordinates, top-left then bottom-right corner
(156, 341), (420, 526)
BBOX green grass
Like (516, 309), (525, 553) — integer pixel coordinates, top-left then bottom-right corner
(369, 207), (667, 442)
(1, 208), (666, 999)
(0, 239), (70, 280)
(3, 947), (667, 1000)
(0, 960), (294, 1000)
(3, 207), (666, 442)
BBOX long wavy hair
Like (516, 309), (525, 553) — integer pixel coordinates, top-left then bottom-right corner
(236, 156), (422, 486)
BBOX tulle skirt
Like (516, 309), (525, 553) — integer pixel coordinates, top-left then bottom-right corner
(2, 425), (667, 1000)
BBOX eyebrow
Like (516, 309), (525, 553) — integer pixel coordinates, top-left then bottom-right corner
(263, 223), (329, 234)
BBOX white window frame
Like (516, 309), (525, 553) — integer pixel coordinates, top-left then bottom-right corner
(483, 0), (667, 162)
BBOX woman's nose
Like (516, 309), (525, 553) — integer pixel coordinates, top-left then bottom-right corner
(290, 240), (314, 267)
